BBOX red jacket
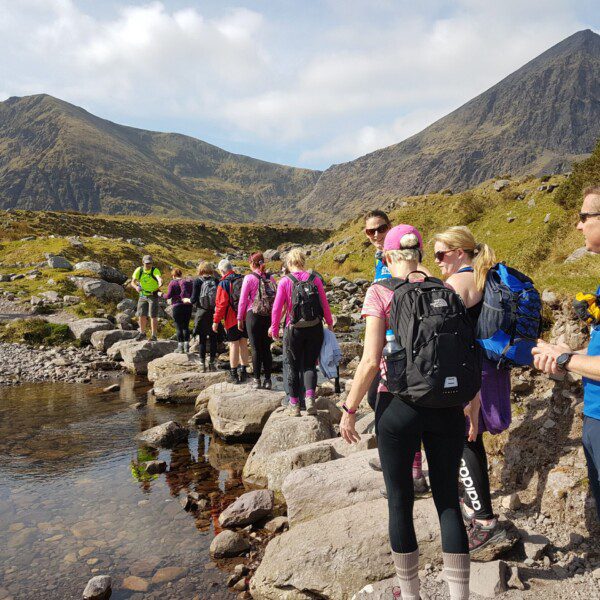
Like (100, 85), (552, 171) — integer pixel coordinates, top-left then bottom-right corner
(213, 271), (239, 330)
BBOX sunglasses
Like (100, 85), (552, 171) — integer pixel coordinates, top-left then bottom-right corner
(434, 249), (457, 261)
(365, 223), (390, 237)
(579, 212), (600, 223)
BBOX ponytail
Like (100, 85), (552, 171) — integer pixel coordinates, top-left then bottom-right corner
(473, 242), (496, 291)
(249, 251), (266, 274)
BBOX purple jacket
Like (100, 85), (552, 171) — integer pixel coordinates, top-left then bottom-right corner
(164, 279), (190, 306)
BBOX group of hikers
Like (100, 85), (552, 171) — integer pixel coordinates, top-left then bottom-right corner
(129, 185), (600, 600)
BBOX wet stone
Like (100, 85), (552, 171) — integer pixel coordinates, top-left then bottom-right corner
(151, 566), (188, 584)
(123, 576), (149, 592)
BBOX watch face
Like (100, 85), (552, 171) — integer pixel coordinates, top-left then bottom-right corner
(557, 353), (571, 367)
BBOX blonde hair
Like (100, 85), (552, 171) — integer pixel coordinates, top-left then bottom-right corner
(285, 248), (306, 270)
(433, 226), (496, 291)
(385, 233), (421, 264)
(197, 261), (215, 276)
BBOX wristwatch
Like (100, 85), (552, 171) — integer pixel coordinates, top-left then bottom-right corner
(556, 352), (573, 371)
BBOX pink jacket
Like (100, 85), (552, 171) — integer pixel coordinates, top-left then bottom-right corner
(237, 270), (277, 321)
(271, 271), (333, 335)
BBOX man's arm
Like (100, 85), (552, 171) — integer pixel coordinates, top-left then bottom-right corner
(532, 339), (595, 378)
(566, 354), (600, 380)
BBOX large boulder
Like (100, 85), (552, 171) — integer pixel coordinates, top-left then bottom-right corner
(204, 382), (285, 439)
(68, 318), (113, 344)
(210, 530), (250, 558)
(147, 352), (205, 382)
(73, 261), (127, 284)
(116, 298), (137, 312)
(136, 421), (189, 448)
(107, 338), (139, 361)
(82, 278), (125, 301)
(282, 449), (382, 525)
(250, 498), (440, 600)
(242, 408), (335, 486)
(46, 254), (72, 270)
(90, 329), (139, 352)
(153, 371), (228, 403)
(118, 340), (178, 375)
(218, 490), (274, 528)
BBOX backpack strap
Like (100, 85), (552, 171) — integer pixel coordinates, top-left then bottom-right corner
(375, 277), (405, 291)
(307, 272), (317, 284)
(287, 273), (299, 285)
(457, 267), (474, 273)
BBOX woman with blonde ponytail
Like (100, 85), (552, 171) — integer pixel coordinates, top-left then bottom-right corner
(433, 226), (511, 555)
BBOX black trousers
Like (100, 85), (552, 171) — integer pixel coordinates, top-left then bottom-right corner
(283, 323), (324, 398)
(194, 310), (217, 360)
(246, 311), (272, 378)
(375, 392), (468, 554)
(172, 304), (192, 343)
(461, 434), (494, 520)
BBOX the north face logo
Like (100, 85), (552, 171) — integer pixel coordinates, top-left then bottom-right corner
(431, 298), (448, 308)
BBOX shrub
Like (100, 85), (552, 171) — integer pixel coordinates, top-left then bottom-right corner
(0, 318), (73, 346)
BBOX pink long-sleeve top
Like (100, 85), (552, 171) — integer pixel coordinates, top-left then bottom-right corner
(237, 270), (277, 321)
(270, 271), (333, 335)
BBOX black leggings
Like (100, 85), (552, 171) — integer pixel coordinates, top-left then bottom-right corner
(375, 392), (468, 554)
(283, 323), (324, 398)
(246, 311), (272, 378)
(195, 311), (217, 360)
(172, 304), (192, 343)
(461, 435), (494, 520)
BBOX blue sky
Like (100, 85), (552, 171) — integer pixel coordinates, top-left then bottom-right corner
(0, 1), (598, 170)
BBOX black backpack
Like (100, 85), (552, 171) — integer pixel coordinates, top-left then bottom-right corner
(288, 273), (324, 327)
(198, 277), (217, 311)
(378, 273), (481, 408)
(224, 273), (244, 312)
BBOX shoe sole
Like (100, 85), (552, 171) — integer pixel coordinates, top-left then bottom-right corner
(305, 407), (317, 416)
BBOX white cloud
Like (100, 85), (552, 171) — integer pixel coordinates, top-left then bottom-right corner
(0, 0), (596, 168)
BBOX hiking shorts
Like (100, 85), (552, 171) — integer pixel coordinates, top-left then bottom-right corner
(226, 324), (248, 342)
(137, 295), (159, 318)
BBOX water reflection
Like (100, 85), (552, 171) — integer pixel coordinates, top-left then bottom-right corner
(0, 375), (253, 599)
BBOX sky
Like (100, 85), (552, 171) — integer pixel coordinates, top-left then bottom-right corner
(0, 1), (598, 170)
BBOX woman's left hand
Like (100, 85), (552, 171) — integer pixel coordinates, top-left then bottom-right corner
(340, 412), (361, 444)
(465, 393), (481, 442)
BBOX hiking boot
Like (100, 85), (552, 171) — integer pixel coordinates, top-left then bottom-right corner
(369, 456), (382, 471)
(176, 343), (184, 353)
(413, 475), (430, 496)
(380, 487), (388, 499)
(150, 334), (157, 342)
(208, 360), (217, 372)
(228, 369), (240, 385)
(200, 359), (207, 373)
(262, 377), (272, 390)
(251, 378), (261, 390)
(136, 331), (146, 341)
(305, 396), (317, 416)
(459, 498), (474, 525)
(183, 341), (189, 353)
(281, 396), (290, 407)
(468, 518), (507, 553)
(238, 366), (248, 384)
(288, 402), (301, 417)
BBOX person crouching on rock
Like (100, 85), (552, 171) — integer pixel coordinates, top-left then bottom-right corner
(187, 261), (220, 372)
(270, 248), (334, 417)
(213, 259), (250, 384)
(341, 225), (477, 600)
(130, 254), (162, 341)
(164, 268), (193, 353)
(237, 252), (277, 390)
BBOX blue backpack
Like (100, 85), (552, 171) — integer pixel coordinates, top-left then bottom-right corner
(476, 263), (542, 368)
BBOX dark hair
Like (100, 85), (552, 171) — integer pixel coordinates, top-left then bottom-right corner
(171, 267), (182, 278)
(364, 209), (391, 224)
(249, 251), (266, 273)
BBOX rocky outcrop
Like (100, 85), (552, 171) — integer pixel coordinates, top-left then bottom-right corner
(153, 371), (227, 403)
(263, 435), (377, 494)
(250, 498), (440, 600)
(136, 421), (188, 448)
(203, 382), (285, 439)
(242, 409), (335, 486)
(70, 276), (126, 301)
(46, 254), (72, 270)
(282, 448), (383, 525)
(218, 490), (274, 528)
(90, 329), (139, 352)
(147, 352), (205, 382)
(73, 261), (127, 284)
(67, 318), (113, 343)
(112, 340), (178, 375)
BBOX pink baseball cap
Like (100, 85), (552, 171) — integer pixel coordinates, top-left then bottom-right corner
(383, 224), (423, 251)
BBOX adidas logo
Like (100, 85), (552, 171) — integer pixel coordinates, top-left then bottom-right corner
(431, 298), (448, 308)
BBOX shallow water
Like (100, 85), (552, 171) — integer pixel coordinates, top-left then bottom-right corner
(0, 375), (253, 599)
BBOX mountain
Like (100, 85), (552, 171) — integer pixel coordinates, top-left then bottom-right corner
(0, 94), (320, 222)
(299, 29), (600, 224)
